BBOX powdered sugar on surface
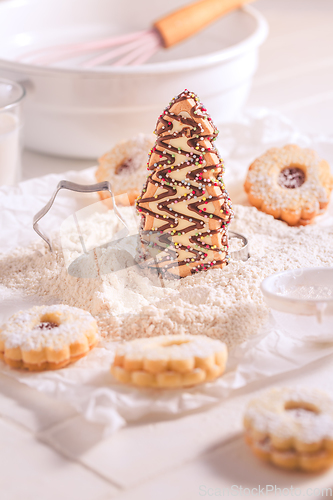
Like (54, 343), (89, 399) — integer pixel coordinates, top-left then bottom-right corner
(228, 237), (244, 252)
(1, 204), (333, 350)
(0, 304), (97, 351)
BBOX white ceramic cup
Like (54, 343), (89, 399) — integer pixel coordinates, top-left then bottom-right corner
(0, 78), (25, 186)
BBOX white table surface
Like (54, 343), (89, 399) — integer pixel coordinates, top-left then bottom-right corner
(2, 1), (333, 498)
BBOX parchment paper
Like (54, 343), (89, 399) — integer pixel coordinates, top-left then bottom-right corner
(1, 108), (333, 434)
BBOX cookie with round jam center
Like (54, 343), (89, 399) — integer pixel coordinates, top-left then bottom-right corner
(278, 166), (306, 189)
(0, 305), (98, 371)
(244, 144), (333, 225)
(244, 387), (333, 472)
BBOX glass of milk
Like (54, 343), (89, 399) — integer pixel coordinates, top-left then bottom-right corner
(0, 79), (25, 186)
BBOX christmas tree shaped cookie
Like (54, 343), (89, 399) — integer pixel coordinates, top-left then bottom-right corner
(136, 89), (233, 279)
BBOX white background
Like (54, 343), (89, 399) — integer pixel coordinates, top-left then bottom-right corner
(2, 1), (333, 499)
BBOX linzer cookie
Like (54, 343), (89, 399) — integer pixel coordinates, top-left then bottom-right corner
(244, 144), (333, 225)
(0, 305), (98, 371)
(96, 133), (155, 206)
(111, 334), (228, 388)
(136, 89), (233, 279)
(244, 387), (333, 472)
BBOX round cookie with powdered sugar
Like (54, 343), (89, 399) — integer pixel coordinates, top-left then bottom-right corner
(244, 144), (333, 225)
(111, 334), (228, 388)
(0, 305), (98, 371)
(244, 387), (333, 471)
(96, 133), (155, 206)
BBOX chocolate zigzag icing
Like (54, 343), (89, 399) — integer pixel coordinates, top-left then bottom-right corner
(136, 89), (233, 279)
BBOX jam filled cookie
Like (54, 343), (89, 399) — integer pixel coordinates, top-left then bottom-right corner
(96, 133), (155, 206)
(0, 305), (98, 371)
(244, 144), (333, 225)
(244, 387), (333, 472)
(111, 334), (228, 388)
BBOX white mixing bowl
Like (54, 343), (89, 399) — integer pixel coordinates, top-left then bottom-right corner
(0, 0), (268, 158)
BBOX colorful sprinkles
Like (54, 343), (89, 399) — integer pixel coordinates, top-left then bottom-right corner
(136, 89), (234, 278)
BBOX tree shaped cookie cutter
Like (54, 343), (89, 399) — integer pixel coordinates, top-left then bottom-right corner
(33, 180), (249, 280)
(229, 231), (250, 262)
(33, 180), (129, 253)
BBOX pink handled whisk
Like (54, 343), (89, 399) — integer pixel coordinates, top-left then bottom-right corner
(18, 0), (254, 68)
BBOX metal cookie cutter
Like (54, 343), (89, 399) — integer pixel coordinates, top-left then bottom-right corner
(33, 180), (129, 253)
(33, 180), (132, 279)
(228, 231), (250, 261)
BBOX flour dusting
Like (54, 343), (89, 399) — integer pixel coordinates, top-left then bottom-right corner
(1, 205), (332, 349)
